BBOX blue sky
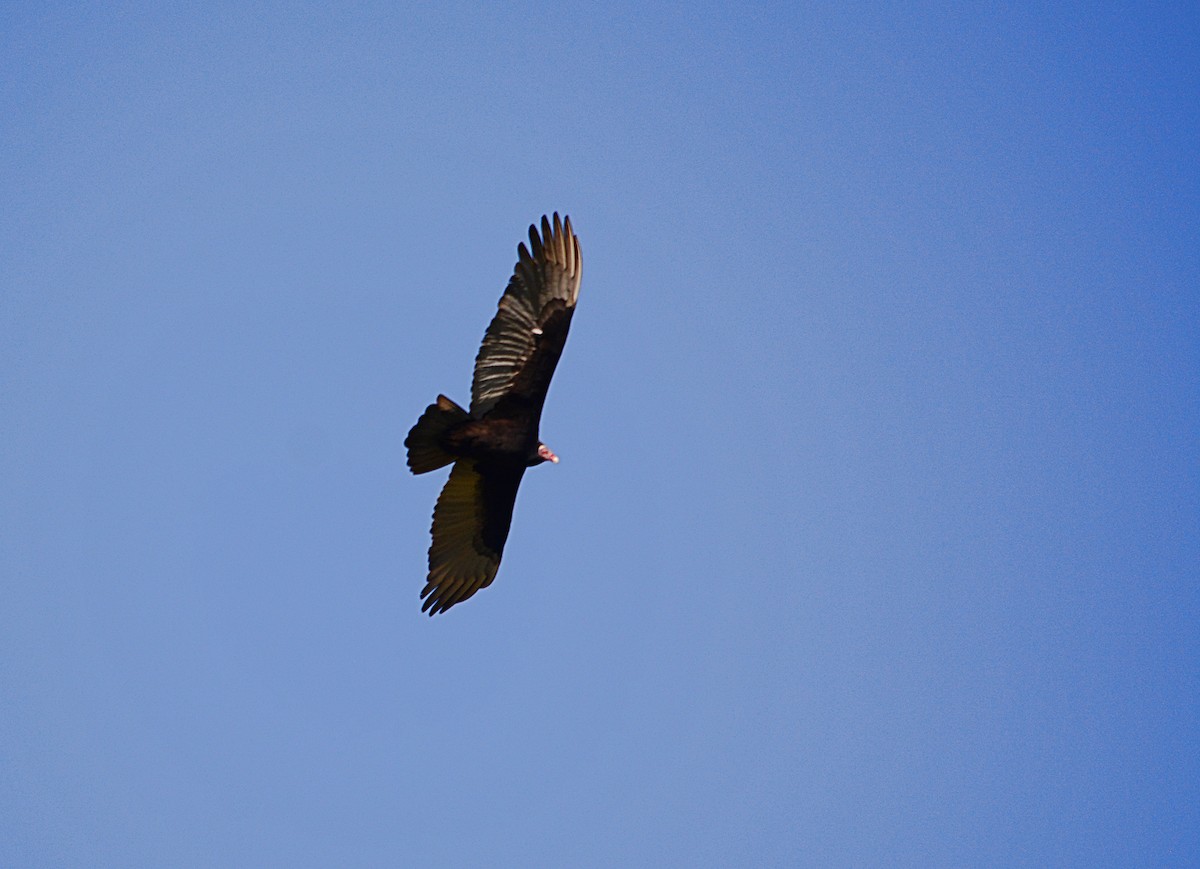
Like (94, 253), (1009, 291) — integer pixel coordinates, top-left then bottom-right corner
(2, 2), (1197, 866)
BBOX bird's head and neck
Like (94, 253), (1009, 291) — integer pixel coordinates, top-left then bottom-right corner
(531, 442), (559, 466)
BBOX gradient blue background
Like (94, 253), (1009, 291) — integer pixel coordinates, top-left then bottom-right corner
(3, 3), (1197, 866)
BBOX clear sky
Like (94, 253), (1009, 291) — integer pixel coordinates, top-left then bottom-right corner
(2, 3), (1197, 866)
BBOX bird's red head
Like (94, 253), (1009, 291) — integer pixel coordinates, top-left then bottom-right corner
(537, 443), (559, 465)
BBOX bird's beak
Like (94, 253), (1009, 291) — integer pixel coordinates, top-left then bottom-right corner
(538, 444), (559, 464)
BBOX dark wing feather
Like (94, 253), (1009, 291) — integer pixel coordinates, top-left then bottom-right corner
(421, 459), (525, 615)
(470, 213), (582, 416)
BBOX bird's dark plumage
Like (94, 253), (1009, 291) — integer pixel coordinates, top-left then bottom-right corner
(404, 214), (581, 615)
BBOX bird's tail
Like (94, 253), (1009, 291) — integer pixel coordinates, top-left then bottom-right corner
(405, 395), (469, 474)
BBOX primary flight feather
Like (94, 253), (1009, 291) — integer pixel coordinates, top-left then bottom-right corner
(404, 214), (582, 615)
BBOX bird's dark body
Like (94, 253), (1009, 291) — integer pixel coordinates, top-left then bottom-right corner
(405, 214), (581, 615)
(442, 414), (540, 463)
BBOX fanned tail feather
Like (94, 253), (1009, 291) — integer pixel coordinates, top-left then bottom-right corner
(404, 395), (468, 474)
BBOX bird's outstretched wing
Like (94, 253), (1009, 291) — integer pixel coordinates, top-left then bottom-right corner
(470, 213), (582, 417)
(421, 459), (525, 615)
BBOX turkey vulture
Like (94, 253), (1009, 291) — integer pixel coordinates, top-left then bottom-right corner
(405, 213), (582, 615)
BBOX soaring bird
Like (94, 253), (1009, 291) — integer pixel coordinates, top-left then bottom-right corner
(404, 214), (581, 615)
